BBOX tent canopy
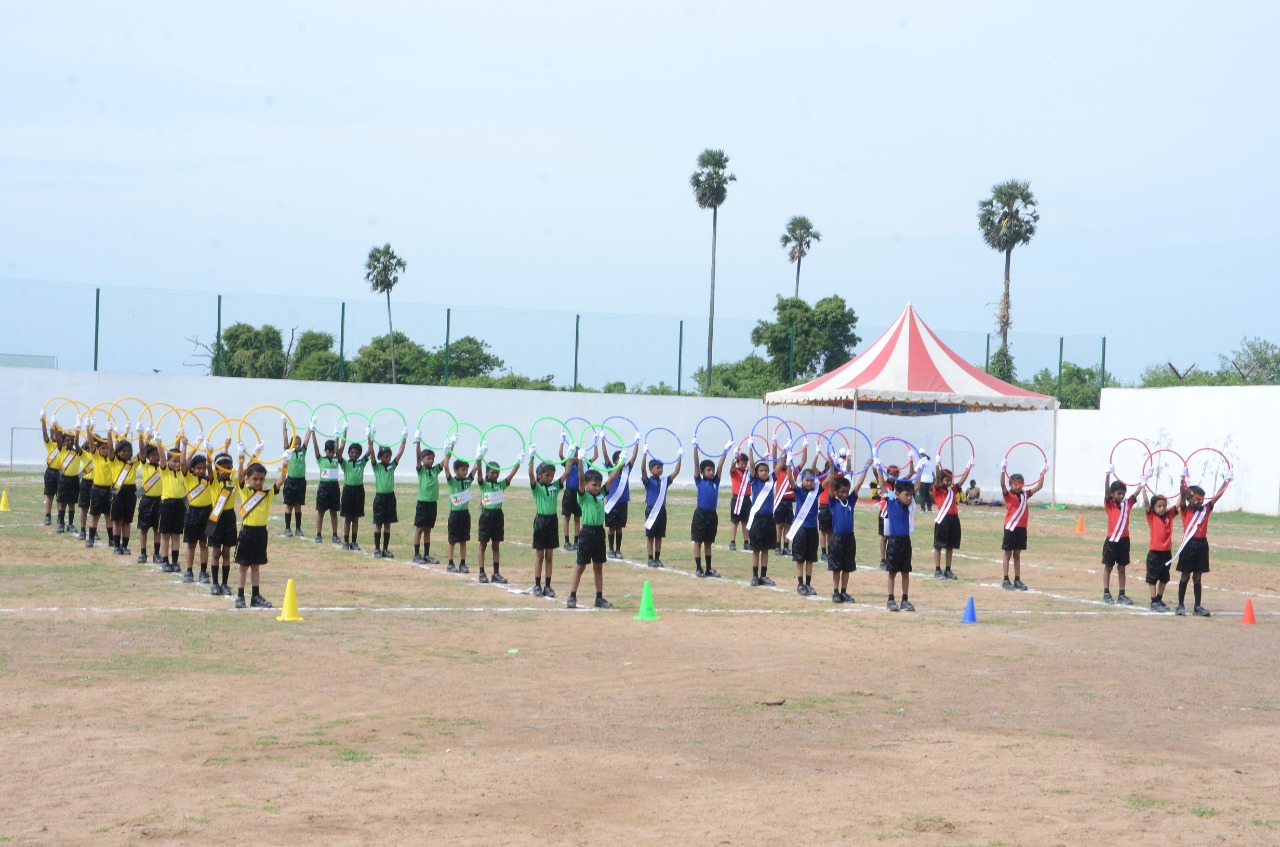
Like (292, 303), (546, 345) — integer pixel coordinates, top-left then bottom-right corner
(763, 303), (1059, 415)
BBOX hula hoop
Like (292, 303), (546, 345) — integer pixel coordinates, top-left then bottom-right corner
(206, 417), (240, 453)
(580, 424), (627, 473)
(415, 408), (458, 452)
(693, 415), (734, 458)
(336, 411), (371, 437)
(153, 407), (186, 440)
(369, 407), (408, 448)
(527, 416), (571, 466)
(310, 402), (347, 439)
(1141, 448), (1185, 498)
(773, 419), (801, 445)
(748, 415), (791, 459)
(1002, 441), (1048, 486)
(51, 400), (86, 429)
(108, 396), (148, 429)
(643, 427), (682, 466)
(936, 434), (977, 478)
(561, 416), (592, 448)
(238, 404), (296, 446)
(876, 436), (924, 483)
(180, 406), (225, 439)
(43, 396), (87, 420)
(833, 427), (873, 473)
(139, 401), (176, 431)
(479, 424), (528, 472)
(86, 401), (121, 432)
(735, 434), (768, 467)
(788, 431), (835, 480)
(601, 416), (639, 450)
(1184, 447), (1232, 498)
(283, 399), (314, 428)
(444, 421), (485, 462)
(1108, 437), (1153, 488)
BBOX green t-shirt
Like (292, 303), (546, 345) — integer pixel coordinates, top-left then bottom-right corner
(316, 455), (341, 483)
(578, 489), (606, 527)
(372, 460), (398, 494)
(479, 479), (509, 510)
(446, 477), (473, 511)
(341, 456), (368, 486)
(531, 480), (561, 515)
(416, 463), (443, 503)
(287, 449), (308, 479)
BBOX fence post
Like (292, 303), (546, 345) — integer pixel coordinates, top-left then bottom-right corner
(573, 314), (580, 391)
(93, 288), (100, 371)
(444, 308), (451, 386)
(338, 302), (346, 382)
(677, 320), (683, 396)
(214, 294), (222, 376)
(1057, 336), (1064, 401)
(984, 334), (990, 373)
(788, 325), (796, 382)
(1099, 336), (1106, 392)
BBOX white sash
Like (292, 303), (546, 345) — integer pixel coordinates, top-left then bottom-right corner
(450, 488), (472, 507)
(1173, 506), (1209, 559)
(1004, 492), (1028, 531)
(320, 467), (342, 481)
(604, 464), (630, 514)
(733, 470), (749, 514)
(142, 468), (160, 494)
(113, 461), (135, 490)
(786, 488), (819, 542)
(482, 487), (505, 507)
(186, 480), (208, 504)
(238, 488), (267, 518)
(210, 484), (235, 520)
(934, 486), (955, 525)
(644, 475), (669, 530)
(746, 477), (774, 530)
(60, 451), (77, 472)
(83, 458), (95, 475)
(1107, 498), (1133, 543)
(772, 472), (792, 509)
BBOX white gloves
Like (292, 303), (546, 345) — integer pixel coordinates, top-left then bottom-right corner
(965, 456), (975, 470)
(413, 429), (422, 444)
(39, 409), (46, 421)
(676, 448), (684, 458)
(514, 451), (524, 464)
(1040, 463), (1050, 475)
(724, 439), (734, 453)
(633, 431), (642, 445)
(309, 417), (317, 431)
(528, 442), (537, 456)
(368, 424), (377, 438)
(254, 442), (264, 456)
(235, 441), (245, 458)
(1224, 468), (1234, 482)
(400, 427), (407, 439)
(1107, 464), (1116, 475)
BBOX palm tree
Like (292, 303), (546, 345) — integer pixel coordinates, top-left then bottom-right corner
(365, 243), (407, 384)
(689, 148), (736, 394)
(780, 215), (821, 298)
(977, 180), (1039, 360)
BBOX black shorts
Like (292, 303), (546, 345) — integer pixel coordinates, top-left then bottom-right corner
(1177, 537), (1210, 574)
(57, 474), (79, 505)
(773, 500), (794, 525)
(791, 525), (820, 563)
(933, 513), (962, 550)
(1101, 537), (1131, 567)
(690, 507), (719, 543)
(137, 495), (161, 531)
(532, 513), (558, 549)
(372, 492), (398, 525)
(110, 485), (137, 523)
(78, 478), (93, 509)
(160, 498), (187, 534)
(730, 494), (751, 524)
(43, 466), (60, 497)
(817, 504), (832, 532)
(478, 509), (505, 543)
(604, 501), (628, 529)
(576, 525), (607, 565)
(414, 500), (438, 529)
(206, 508), (238, 547)
(283, 476), (307, 507)
(885, 536), (913, 573)
(1001, 527), (1028, 551)
(644, 504), (667, 539)
(340, 484), (365, 519)
(877, 513), (886, 537)
(234, 525), (268, 566)
(183, 505), (213, 544)
(561, 486), (582, 518)
(316, 480), (341, 513)
(748, 516), (777, 550)
(447, 509), (472, 543)
(89, 484), (112, 517)
(1145, 549), (1173, 585)
(828, 533), (856, 572)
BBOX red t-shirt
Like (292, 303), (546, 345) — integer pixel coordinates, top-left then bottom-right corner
(1003, 491), (1029, 530)
(776, 469), (794, 502)
(1180, 502), (1214, 539)
(933, 483), (961, 516)
(1146, 509), (1175, 552)
(1104, 496), (1137, 541)
(730, 466), (746, 496)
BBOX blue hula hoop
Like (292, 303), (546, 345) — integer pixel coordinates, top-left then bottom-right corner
(749, 414), (791, 460)
(832, 426), (874, 473)
(693, 415), (734, 458)
(561, 416), (592, 448)
(875, 436), (924, 483)
(601, 415), (639, 449)
(643, 426), (682, 466)
(789, 431), (835, 480)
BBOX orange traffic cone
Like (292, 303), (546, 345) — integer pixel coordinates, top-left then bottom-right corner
(1242, 598), (1257, 625)
(1074, 515), (1085, 534)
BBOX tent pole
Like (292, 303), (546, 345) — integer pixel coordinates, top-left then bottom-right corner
(1051, 408), (1059, 507)
(949, 415), (955, 471)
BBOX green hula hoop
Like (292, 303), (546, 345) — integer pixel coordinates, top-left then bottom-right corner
(335, 410), (371, 439)
(527, 415), (570, 466)
(310, 402), (346, 439)
(444, 421), (485, 464)
(579, 423), (627, 473)
(416, 407), (458, 452)
(480, 423), (528, 473)
(283, 399), (313, 425)
(369, 406), (408, 448)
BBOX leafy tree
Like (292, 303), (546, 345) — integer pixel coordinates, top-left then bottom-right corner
(689, 148), (736, 394)
(780, 215), (821, 298)
(602, 381), (627, 394)
(750, 295), (861, 382)
(1021, 361), (1117, 409)
(290, 350), (341, 382)
(349, 332), (431, 384)
(630, 380), (677, 395)
(1138, 362), (1223, 387)
(365, 244), (407, 384)
(692, 355), (786, 398)
(220, 322), (285, 379)
(977, 180), (1039, 359)
(428, 336), (504, 382)
(453, 372), (557, 391)
(1218, 336), (1280, 384)
(988, 346), (1016, 383)
(285, 330), (336, 379)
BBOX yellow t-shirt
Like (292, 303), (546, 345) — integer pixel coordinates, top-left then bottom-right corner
(159, 467), (186, 500)
(45, 440), (60, 468)
(60, 448), (81, 477)
(138, 464), (163, 498)
(80, 450), (100, 481)
(237, 483), (275, 528)
(185, 471), (215, 508)
(110, 458), (140, 488)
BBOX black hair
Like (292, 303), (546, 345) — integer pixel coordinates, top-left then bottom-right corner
(1109, 480), (1126, 494)
(894, 480), (915, 495)
(423, 448), (436, 458)
(1009, 473), (1025, 483)
(144, 444), (159, 458)
(1188, 485), (1206, 497)
(611, 450), (622, 464)
(754, 461), (769, 474)
(214, 452), (234, 468)
(699, 459), (715, 472)
(453, 459), (469, 471)
(324, 439), (336, 452)
(116, 440), (133, 455)
(190, 454), (208, 470)
(737, 452), (749, 462)
(347, 443), (363, 457)
(377, 446), (393, 459)
(649, 459), (664, 471)
(246, 462), (267, 476)
(486, 461), (500, 472)
(835, 477), (851, 491)
(583, 469), (603, 484)
(536, 462), (554, 477)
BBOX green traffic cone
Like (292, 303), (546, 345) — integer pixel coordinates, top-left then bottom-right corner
(634, 579), (659, 621)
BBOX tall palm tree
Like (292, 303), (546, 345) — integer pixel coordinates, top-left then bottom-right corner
(780, 215), (821, 298)
(689, 148), (736, 394)
(365, 243), (407, 384)
(977, 180), (1039, 356)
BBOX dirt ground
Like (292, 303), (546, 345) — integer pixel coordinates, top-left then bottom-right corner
(2, 471), (1278, 846)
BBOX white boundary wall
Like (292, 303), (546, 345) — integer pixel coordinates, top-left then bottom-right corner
(4, 370), (1276, 514)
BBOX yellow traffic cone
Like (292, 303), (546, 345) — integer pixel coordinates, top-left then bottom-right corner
(276, 578), (304, 622)
(0, 490), (9, 512)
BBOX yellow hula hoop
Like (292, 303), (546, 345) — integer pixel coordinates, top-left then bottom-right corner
(44, 396), (87, 422)
(180, 406), (225, 439)
(140, 401), (176, 430)
(86, 401), (123, 432)
(109, 396), (148, 428)
(237, 404), (296, 447)
(206, 416), (240, 455)
(153, 407), (187, 444)
(50, 400), (86, 430)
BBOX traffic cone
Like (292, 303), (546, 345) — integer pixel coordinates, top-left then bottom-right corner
(962, 596), (977, 624)
(1242, 598), (1257, 625)
(276, 578), (304, 622)
(0, 490), (9, 512)
(1074, 515), (1085, 534)
(634, 580), (659, 621)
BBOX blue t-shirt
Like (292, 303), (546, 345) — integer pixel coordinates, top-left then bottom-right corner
(565, 462), (579, 491)
(830, 496), (854, 534)
(749, 477), (775, 516)
(694, 476), (720, 511)
(794, 486), (820, 528)
(884, 497), (913, 537)
(604, 469), (631, 503)
(643, 475), (665, 507)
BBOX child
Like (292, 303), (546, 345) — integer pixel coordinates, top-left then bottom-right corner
(745, 446), (786, 586)
(135, 438), (163, 564)
(205, 451), (239, 593)
(773, 453), (796, 557)
(566, 457), (625, 609)
(999, 458), (1048, 590)
(475, 451), (522, 583)
(107, 425), (139, 556)
(76, 428), (100, 541)
(312, 433), (342, 544)
(559, 437), (597, 550)
(877, 460), (913, 570)
(1142, 484), (1175, 613)
(282, 418), (312, 538)
(233, 458), (287, 609)
(603, 443), (639, 560)
(877, 462), (917, 611)
(641, 444), (683, 567)
(727, 451), (752, 552)
(1173, 467), (1230, 617)
(443, 443), (475, 572)
(931, 459), (975, 580)
(39, 413), (62, 526)
(157, 439), (188, 572)
(181, 434), (225, 583)
(965, 479), (982, 505)
(690, 436), (732, 578)
(1101, 466), (1140, 605)
(917, 453), (935, 512)
(370, 429), (408, 559)
(338, 427), (369, 551)
(527, 444), (570, 597)
(826, 452), (871, 603)
(83, 423), (115, 549)
(787, 450), (823, 595)
(411, 436), (444, 564)
(55, 428), (82, 534)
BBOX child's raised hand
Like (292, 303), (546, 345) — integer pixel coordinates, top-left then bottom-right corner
(965, 456), (975, 470)
(367, 424), (377, 438)
(235, 441), (245, 457)
(400, 427), (407, 439)
(39, 408), (46, 421)
(1224, 468), (1234, 482)
(254, 442), (264, 456)
(676, 447), (684, 458)
(309, 416), (317, 431)
(1107, 464), (1115, 475)
(633, 431), (642, 445)
(1040, 463), (1050, 475)
(1000, 458), (1007, 471)
(724, 439), (734, 453)
(413, 429), (421, 444)
(514, 450), (524, 464)
(528, 442), (537, 456)
(691, 433), (698, 447)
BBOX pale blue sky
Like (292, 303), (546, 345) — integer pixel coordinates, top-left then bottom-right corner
(1, 1), (1275, 382)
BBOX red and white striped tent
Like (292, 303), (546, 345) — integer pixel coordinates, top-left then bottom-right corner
(764, 303), (1058, 415)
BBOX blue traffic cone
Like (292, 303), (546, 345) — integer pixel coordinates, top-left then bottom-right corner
(962, 596), (977, 624)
